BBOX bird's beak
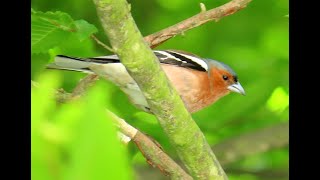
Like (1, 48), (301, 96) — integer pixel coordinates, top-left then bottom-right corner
(227, 82), (246, 96)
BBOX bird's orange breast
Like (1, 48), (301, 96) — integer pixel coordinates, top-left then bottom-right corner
(161, 64), (229, 112)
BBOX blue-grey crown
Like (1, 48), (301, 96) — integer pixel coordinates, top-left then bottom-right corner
(204, 58), (238, 78)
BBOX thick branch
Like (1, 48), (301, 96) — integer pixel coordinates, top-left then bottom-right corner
(107, 110), (193, 180)
(144, 0), (252, 48)
(212, 122), (289, 166)
(92, 0), (227, 179)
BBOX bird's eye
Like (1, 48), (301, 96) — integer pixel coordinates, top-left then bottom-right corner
(222, 75), (228, 80)
(234, 77), (238, 82)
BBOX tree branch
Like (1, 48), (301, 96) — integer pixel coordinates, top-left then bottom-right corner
(90, 35), (115, 52)
(212, 122), (289, 166)
(106, 110), (193, 180)
(144, 0), (252, 48)
(70, 74), (99, 99)
(92, 0), (228, 179)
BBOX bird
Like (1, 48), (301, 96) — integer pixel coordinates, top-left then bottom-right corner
(47, 50), (245, 113)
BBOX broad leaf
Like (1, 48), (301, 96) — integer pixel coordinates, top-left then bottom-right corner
(74, 20), (98, 41)
(31, 10), (75, 54)
(31, 9), (98, 54)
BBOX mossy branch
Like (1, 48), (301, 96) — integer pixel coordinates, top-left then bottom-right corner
(91, 0), (228, 179)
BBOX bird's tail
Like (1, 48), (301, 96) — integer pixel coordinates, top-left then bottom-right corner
(47, 55), (120, 73)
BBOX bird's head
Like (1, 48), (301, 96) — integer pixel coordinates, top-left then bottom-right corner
(207, 59), (246, 97)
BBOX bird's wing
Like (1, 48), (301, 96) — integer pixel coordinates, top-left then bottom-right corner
(93, 50), (209, 73)
(80, 50), (209, 72)
(51, 50), (209, 72)
(154, 50), (208, 72)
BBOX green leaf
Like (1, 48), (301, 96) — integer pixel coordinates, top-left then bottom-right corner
(31, 9), (98, 54)
(31, 10), (75, 54)
(74, 20), (98, 41)
(266, 86), (289, 114)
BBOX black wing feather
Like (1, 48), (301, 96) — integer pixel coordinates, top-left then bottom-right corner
(154, 51), (207, 72)
(56, 55), (120, 64)
(58, 50), (207, 72)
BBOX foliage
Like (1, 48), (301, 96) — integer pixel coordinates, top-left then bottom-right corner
(32, 72), (132, 180)
(31, 0), (288, 179)
(31, 9), (97, 54)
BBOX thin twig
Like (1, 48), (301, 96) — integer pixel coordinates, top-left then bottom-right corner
(200, 3), (206, 12)
(70, 74), (99, 99)
(117, 132), (132, 144)
(90, 35), (115, 52)
(144, 0), (252, 48)
(31, 80), (71, 103)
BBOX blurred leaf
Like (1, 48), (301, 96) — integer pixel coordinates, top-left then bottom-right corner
(32, 72), (62, 180)
(31, 53), (50, 79)
(64, 84), (132, 180)
(31, 72), (61, 132)
(266, 87), (289, 114)
(74, 20), (98, 41)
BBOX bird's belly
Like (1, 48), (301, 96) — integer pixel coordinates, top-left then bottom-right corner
(161, 64), (212, 113)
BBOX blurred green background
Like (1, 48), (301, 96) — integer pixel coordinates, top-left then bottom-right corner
(31, 0), (288, 179)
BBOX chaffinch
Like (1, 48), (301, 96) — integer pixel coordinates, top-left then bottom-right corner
(47, 50), (245, 113)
